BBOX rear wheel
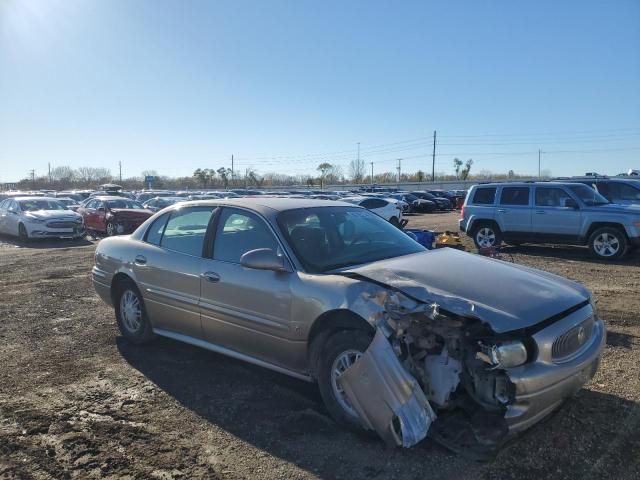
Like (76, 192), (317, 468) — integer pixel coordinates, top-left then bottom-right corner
(316, 330), (372, 430)
(114, 280), (155, 344)
(588, 227), (627, 260)
(18, 223), (29, 242)
(106, 222), (116, 236)
(472, 223), (502, 249)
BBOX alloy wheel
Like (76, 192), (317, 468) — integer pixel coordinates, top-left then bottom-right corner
(476, 227), (496, 248)
(331, 349), (363, 418)
(119, 290), (142, 333)
(593, 232), (620, 257)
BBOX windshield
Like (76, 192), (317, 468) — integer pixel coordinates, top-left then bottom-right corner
(277, 206), (424, 273)
(567, 184), (610, 206)
(106, 199), (145, 209)
(19, 200), (66, 211)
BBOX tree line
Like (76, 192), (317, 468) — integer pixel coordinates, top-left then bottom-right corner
(8, 159), (549, 191)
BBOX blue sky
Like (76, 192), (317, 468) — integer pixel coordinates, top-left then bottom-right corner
(1, 0), (639, 182)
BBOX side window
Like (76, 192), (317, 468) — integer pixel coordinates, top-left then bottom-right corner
(370, 198), (388, 209)
(160, 207), (215, 256)
(472, 187), (496, 205)
(535, 188), (573, 207)
(500, 187), (530, 206)
(360, 198), (376, 209)
(617, 183), (640, 201)
(593, 182), (609, 196)
(145, 213), (170, 246)
(0, 200), (7, 209)
(213, 208), (279, 263)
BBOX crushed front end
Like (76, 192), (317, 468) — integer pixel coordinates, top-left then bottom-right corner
(338, 286), (605, 457)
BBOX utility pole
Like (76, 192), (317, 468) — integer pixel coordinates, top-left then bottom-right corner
(396, 158), (402, 183)
(432, 130), (437, 182)
(538, 149), (541, 178)
(29, 169), (35, 187)
(231, 154), (234, 187)
(48, 163), (51, 183)
(357, 142), (361, 185)
(119, 161), (122, 182)
(370, 162), (374, 185)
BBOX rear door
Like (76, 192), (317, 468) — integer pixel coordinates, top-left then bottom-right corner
(496, 186), (532, 234)
(131, 206), (217, 338)
(199, 207), (295, 368)
(532, 186), (581, 240)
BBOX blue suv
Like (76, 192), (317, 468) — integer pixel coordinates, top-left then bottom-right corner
(459, 182), (640, 259)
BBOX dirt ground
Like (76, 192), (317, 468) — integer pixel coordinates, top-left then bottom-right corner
(1, 211), (639, 479)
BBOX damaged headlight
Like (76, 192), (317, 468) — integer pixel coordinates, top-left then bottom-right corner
(478, 340), (528, 368)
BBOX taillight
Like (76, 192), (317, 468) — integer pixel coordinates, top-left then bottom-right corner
(460, 205), (465, 218)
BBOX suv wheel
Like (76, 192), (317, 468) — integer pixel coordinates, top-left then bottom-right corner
(472, 223), (502, 249)
(588, 227), (627, 260)
(114, 280), (155, 344)
(317, 330), (372, 430)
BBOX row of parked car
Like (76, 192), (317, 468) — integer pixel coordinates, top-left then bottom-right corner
(0, 186), (465, 241)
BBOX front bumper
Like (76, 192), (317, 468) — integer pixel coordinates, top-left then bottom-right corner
(504, 305), (606, 434)
(26, 225), (85, 239)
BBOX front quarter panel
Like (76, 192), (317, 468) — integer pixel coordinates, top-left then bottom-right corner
(92, 236), (140, 306)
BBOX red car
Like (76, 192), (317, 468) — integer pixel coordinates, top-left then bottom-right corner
(78, 196), (153, 236)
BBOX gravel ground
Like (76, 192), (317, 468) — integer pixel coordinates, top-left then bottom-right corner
(1, 212), (639, 479)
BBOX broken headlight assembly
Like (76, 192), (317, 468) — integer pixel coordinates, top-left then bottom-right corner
(477, 340), (528, 368)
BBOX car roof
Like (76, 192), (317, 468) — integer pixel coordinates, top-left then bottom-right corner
(92, 196), (134, 201)
(472, 181), (575, 187)
(13, 196), (60, 202)
(176, 197), (355, 212)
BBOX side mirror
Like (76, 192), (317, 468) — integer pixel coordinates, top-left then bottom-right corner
(240, 248), (289, 272)
(565, 198), (578, 209)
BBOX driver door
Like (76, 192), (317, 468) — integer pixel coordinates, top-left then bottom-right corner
(199, 207), (296, 368)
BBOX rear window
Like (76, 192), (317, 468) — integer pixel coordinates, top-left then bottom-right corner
(472, 187), (496, 205)
(500, 187), (530, 206)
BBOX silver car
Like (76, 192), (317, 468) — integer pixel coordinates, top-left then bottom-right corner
(92, 198), (605, 454)
(0, 196), (85, 241)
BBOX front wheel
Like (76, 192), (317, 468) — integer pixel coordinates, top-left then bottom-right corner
(588, 227), (627, 260)
(472, 223), (502, 249)
(18, 223), (29, 242)
(106, 222), (116, 236)
(389, 216), (401, 228)
(316, 330), (372, 430)
(114, 280), (155, 344)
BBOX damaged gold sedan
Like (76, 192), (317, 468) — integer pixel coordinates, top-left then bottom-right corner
(92, 198), (605, 457)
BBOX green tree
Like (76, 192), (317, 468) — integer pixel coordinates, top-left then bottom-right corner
(217, 167), (232, 188)
(453, 158), (463, 179)
(460, 159), (474, 180)
(193, 168), (215, 188)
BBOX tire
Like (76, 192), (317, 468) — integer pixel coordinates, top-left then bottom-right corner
(18, 223), (29, 242)
(471, 222), (502, 249)
(114, 279), (155, 344)
(316, 329), (373, 431)
(588, 227), (627, 260)
(389, 216), (401, 228)
(106, 222), (116, 236)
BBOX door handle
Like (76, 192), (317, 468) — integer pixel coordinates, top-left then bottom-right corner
(535, 210), (546, 214)
(134, 255), (147, 265)
(497, 209), (507, 213)
(202, 271), (220, 283)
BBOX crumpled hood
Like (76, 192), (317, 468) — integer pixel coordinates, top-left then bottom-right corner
(341, 248), (590, 333)
(25, 210), (81, 221)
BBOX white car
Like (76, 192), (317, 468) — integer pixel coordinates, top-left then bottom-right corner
(0, 197), (85, 241)
(341, 196), (405, 226)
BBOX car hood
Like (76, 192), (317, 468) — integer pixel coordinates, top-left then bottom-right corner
(24, 210), (81, 221)
(340, 248), (590, 333)
(582, 203), (640, 214)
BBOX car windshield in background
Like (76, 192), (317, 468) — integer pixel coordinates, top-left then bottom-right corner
(277, 206), (424, 273)
(567, 184), (610, 206)
(106, 199), (144, 209)
(19, 200), (66, 211)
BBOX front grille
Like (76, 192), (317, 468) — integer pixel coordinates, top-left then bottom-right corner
(552, 315), (595, 361)
(47, 221), (76, 229)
